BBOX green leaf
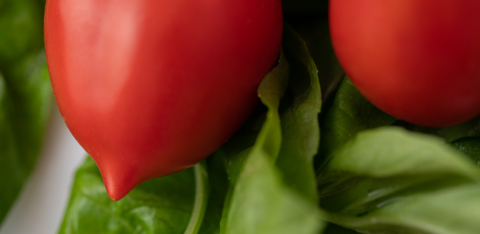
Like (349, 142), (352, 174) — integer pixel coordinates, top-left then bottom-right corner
(0, 49), (53, 224)
(322, 127), (480, 181)
(216, 48), (289, 187)
(214, 49), (290, 234)
(286, 16), (343, 101)
(219, 26), (324, 234)
(59, 157), (206, 234)
(317, 78), (396, 170)
(397, 116), (480, 165)
(439, 116), (480, 142)
(275, 24), (321, 202)
(59, 157), (227, 234)
(327, 184), (480, 234)
(399, 115), (480, 143)
(224, 147), (323, 234)
(199, 154), (229, 234)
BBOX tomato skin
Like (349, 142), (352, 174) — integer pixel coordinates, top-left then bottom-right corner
(45, 0), (283, 200)
(330, 0), (480, 127)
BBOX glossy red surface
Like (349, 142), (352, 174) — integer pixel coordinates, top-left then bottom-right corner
(330, 0), (480, 127)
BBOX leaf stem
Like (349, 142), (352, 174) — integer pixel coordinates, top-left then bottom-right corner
(184, 162), (209, 234)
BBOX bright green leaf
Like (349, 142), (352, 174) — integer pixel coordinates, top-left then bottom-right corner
(59, 157), (201, 234)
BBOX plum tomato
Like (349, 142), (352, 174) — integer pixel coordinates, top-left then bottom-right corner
(44, 0), (283, 200)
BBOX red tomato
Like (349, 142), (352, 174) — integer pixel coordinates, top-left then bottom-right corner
(45, 0), (283, 200)
(330, 0), (480, 127)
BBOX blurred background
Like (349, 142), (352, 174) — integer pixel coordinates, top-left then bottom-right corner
(0, 104), (85, 234)
(0, 0), (86, 232)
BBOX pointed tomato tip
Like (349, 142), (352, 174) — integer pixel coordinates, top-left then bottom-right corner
(104, 175), (136, 201)
(97, 163), (142, 202)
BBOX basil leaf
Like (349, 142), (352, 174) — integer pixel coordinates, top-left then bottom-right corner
(321, 127), (480, 181)
(318, 127), (480, 233)
(224, 145), (323, 234)
(0, 50), (53, 224)
(219, 26), (324, 234)
(215, 50), (289, 234)
(318, 127), (480, 200)
(327, 184), (480, 234)
(275, 24), (321, 202)
(59, 157), (227, 234)
(59, 157), (207, 234)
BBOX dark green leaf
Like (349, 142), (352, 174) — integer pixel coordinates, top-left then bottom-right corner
(327, 184), (480, 234)
(0, 0), (44, 68)
(287, 17), (343, 102)
(399, 115), (480, 143)
(452, 137), (480, 166)
(199, 154), (230, 234)
(317, 78), (396, 170)
(323, 223), (361, 234)
(439, 116), (480, 142)
(0, 50), (53, 224)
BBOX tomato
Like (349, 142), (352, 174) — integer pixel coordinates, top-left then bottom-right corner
(44, 0), (283, 200)
(329, 0), (480, 127)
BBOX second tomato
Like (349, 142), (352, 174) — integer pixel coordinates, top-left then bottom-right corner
(330, 0), (480, 127)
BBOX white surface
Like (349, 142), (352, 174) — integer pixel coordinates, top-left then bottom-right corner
(0, 104), (86, 234)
